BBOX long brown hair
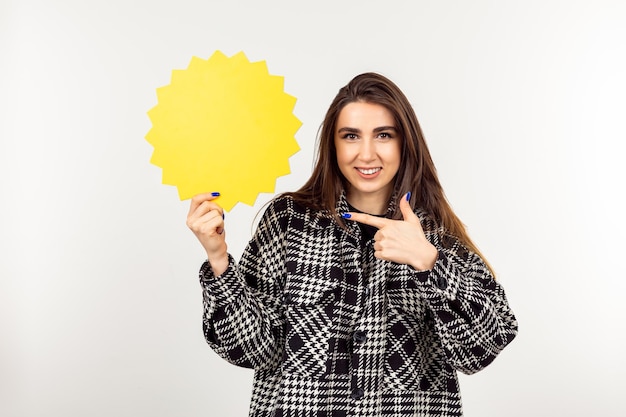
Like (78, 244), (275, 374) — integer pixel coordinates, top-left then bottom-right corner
(285, 72), (494, 276)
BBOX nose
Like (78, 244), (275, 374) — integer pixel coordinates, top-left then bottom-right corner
(359, 139), (376, 162)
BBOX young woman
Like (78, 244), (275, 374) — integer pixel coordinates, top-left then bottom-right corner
(186, 72), (517, 416)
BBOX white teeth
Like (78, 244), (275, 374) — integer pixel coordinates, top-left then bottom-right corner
(358, 168), (381, 175)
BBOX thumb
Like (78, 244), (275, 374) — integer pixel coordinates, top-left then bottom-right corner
(400, 192), (419, 224)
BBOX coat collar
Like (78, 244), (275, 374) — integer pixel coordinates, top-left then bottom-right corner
(336, 189), (399, 218)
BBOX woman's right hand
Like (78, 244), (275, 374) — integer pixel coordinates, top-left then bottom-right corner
(186, 192), (229, 276)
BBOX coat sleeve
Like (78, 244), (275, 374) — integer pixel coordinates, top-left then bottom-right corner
(415, 229), (518, 375)
(198, 197), (290, 370)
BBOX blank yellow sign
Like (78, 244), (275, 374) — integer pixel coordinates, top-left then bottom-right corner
(145, 51), (301, 211)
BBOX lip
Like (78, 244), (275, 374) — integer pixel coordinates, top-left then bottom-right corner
(355, 167), (382, 178)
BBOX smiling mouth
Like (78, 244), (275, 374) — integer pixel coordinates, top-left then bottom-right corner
(356, 167), (381, 175)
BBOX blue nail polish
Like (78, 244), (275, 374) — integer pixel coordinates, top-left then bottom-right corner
(406, 191), (411, 202)
(222, 213), (225, 219)
(341, 213), (352, 219)
(211, 192), (220, 197)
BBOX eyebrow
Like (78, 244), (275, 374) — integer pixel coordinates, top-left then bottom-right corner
(337, 126), (398, 134)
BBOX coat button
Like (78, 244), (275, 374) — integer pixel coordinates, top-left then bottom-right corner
(365, 286), (371, 296)
(353, 330), (367, 344)
(284, 293), (293, 304)
(351, 387), (364, 400)
(434, 276), (448, 290)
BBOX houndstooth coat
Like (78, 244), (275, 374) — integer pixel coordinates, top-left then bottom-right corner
(199, 194), (517, 416)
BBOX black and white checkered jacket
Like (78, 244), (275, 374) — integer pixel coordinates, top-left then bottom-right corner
(199, 194), (517, 416)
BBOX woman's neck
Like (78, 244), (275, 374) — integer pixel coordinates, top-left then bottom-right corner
(346, 190), (390, 216)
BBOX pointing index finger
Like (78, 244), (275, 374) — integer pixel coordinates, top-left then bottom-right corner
(343, 212), (390, 229)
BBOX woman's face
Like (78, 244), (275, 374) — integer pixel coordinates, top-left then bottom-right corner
(334, 101), (401, 214)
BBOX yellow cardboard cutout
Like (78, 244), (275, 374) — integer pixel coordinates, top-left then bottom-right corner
(145, 51), (301, 211)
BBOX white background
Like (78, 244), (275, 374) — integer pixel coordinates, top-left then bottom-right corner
(2, 0), (625, 416)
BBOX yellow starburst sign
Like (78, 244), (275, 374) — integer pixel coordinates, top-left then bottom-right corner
(145, 51), (301, 211)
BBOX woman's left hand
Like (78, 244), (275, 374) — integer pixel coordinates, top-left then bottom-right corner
(344, 193), (438, 271)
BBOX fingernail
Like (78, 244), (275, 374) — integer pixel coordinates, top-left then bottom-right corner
(406, 191), (411, 202)
(341, 213), (352, 219)
(211, 192), (220, 197)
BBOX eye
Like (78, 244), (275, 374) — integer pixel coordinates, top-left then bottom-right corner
(341, 133), (359, 141)
(376, 132), (393, 141)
